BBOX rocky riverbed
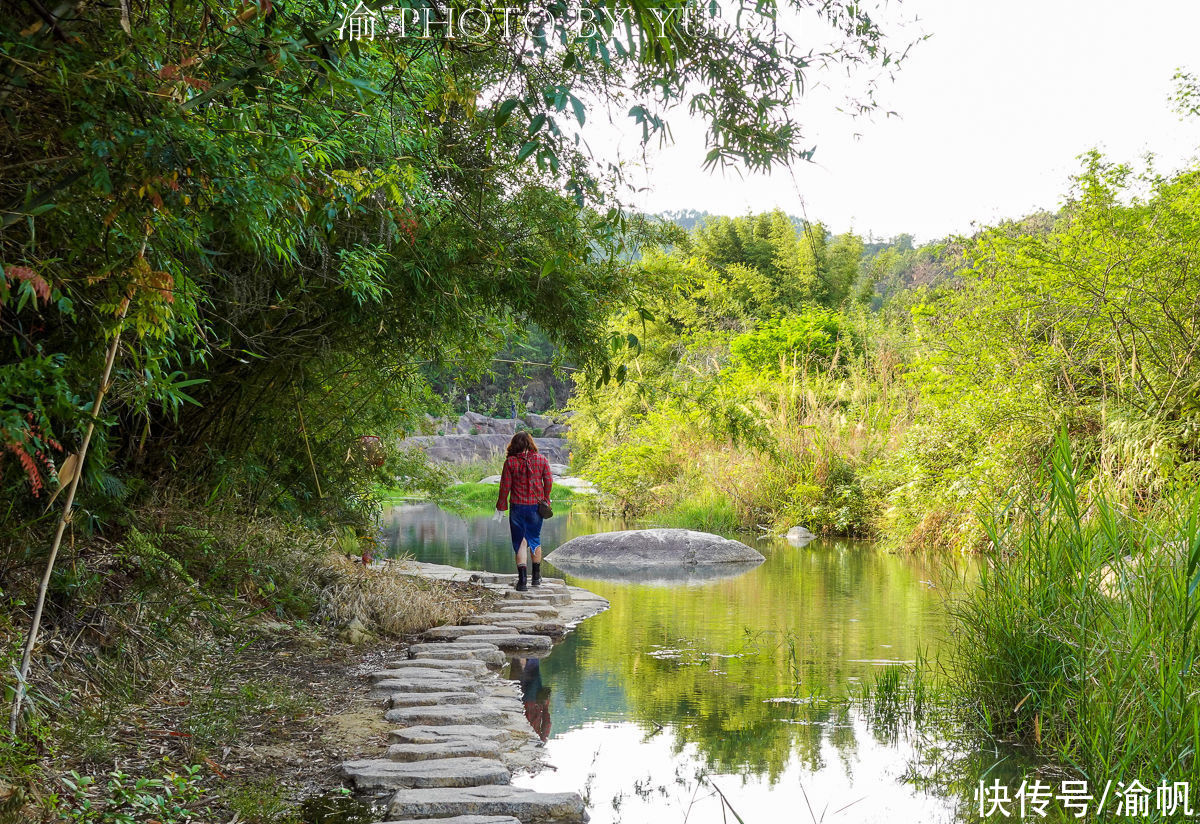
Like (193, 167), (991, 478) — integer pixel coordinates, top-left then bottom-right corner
(401, 412), (573, 465)
(340, 561), (608, 823)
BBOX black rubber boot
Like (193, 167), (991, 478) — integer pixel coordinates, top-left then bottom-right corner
(515, 566), (528, 591)
(531, 563), (542, 587)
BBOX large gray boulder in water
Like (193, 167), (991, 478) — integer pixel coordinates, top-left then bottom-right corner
(547, 528), (763, 574)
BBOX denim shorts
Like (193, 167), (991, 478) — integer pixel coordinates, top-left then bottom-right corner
(509, 503), (543, 553)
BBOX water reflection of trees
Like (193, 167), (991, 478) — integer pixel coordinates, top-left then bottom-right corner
(554, 540), (949, 780)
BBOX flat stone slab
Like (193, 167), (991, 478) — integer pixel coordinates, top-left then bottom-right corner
(412, 648), (506, 666)
(408, 640), (500, 654)
(388, 785), (586, 822)
(384, 705), (504, 727)
(423, 624), (513, 641)
(497, 604), (559, 617)
(383, 658), (488, 674)
(387, 739), (504, 762)
(379, 817), (521, 824)
(371, 671), (481, 686)
(454, 633), (552, 652)
(369, 667), (470, 683)
(407, 642), (505, 666)
(513, 622), (567, 638)
(369, 678), (482, 699)
(368, 669), (481, 685)
(390, 725), (511, 744)
(341, 757), (509, 789)
(502, 590), (571, 605)
(470, 572), (566, 586)
(458, 614), (567, 638)
(389, 691), (481, 708)
(464, 612), (542, 624)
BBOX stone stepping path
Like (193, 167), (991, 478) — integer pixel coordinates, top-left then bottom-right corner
(387, 786), (587, 822)
(467, 612), (540, 622)
(497, 604), (559, 617)
(381, 658), (488, 673)
(344, 561), (610, 824)
(384, 705), (505, 727)
(341, 756), (510, 789)
(369, 678), (483, 700)
(503, 590), (571, 605)
(410, 644), (507, 666)
(462, 615), (568, 637)
(390, 725), (511, 744)
(387, 739), (504, 761)
(455, 633), (553, 652)
(424, 624), (514, 641)
(388, 691), (481, 708)
(409, 640), (502, 652)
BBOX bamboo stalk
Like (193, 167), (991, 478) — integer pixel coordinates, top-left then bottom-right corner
(297, 400), (323, 498)
(9, 300), (129, 736)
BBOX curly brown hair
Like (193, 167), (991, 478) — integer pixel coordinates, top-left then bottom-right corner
(506, 431), (538, 457)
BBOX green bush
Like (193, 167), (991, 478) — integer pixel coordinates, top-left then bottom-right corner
(950, 434), (1200, 789)
(730, 309), (860, 374)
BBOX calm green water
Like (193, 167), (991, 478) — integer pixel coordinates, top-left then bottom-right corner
(382, 503), (983, 823)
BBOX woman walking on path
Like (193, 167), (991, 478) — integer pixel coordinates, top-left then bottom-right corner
(496, 432), (553, 590)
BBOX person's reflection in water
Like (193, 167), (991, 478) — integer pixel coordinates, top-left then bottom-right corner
(511, 656), (552, 742)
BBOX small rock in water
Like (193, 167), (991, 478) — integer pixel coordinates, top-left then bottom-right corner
(786, 525), (817, 546)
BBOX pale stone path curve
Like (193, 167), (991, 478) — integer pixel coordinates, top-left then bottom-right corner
(341, 561), (609, 823)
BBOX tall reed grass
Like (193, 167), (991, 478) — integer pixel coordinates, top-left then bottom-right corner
(576, 326), (917, 537)
(950, 434), (1200, 790)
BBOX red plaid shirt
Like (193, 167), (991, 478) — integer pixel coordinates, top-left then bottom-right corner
(496, 451), (553, 509)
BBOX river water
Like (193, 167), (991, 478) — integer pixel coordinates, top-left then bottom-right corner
(381, 503), (982, 823)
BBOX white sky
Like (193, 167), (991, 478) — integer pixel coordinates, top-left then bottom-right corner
(604, 0), (1200, 242)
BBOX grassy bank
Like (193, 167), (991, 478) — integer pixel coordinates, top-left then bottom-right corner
(0, 502), (490, 822)
(380, 454), (585, 514)
(948, 437), (1200, 792)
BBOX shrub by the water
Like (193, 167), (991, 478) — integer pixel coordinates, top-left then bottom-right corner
(949, 434), (1200, 790)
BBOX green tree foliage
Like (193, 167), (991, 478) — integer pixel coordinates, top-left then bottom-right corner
(729, 310), (860, 374)
(570, 212), (898, 534)
(859, 235), (963, 308)
(880, 152), (1200, 549)
(0, 0), (908, 536)
(577, 143), (1200, 547)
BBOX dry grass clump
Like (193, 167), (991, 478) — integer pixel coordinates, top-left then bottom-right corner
(310, 554), (488, 638)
